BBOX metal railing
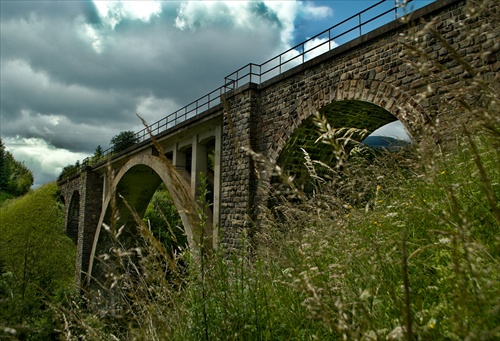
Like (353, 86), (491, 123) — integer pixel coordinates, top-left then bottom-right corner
(61, 0), (421, 181)
(224, 0), (414, 88)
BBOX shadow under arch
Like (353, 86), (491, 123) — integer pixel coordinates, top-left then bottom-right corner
(87, 154), (212, 286)
(277, 100), (408, 186)
(266, 79), (426, 166)
(263, 79), (426, 199)
(66, 191), (80, 245)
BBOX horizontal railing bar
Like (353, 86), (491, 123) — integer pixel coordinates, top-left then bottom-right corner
(61, 0), (424, 180)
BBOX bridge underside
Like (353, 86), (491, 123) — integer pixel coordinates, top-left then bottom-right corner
(56, 0), (499, 285)
(88, 154), (214, 287)
(277, 100), (399, 189)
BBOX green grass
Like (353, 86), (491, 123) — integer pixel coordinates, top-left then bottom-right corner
(24, 2), (500, 338)
(0, 190), (16, 207)
(57, 130), (499, 340)
(0, 183), (76, 340)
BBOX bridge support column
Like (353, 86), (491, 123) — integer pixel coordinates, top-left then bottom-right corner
(191, 135), (207, 198)
(221, 84), (260, 250)
(213, 124), (222, 247)
(76, 168), (103, 288)
(173, 143), (186, 170)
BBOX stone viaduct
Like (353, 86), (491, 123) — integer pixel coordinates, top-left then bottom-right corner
(58, 0), (499, 287)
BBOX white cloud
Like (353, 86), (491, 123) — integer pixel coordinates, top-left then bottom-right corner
(302, 4), (334, 19)
(261, 37), (338, 79)
(370, 121), (412, 141)
(93, 0), (162, 29)
(1, 0), (339, 189)
(174, 1), (333, 48)
(3, 137), (89, 188)
(136, 96), (180, 124)
(303, 37), (337, 61)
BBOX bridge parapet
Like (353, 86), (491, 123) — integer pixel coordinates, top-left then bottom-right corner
(58, 0), (434, 183)
(58, 0), (500, 284)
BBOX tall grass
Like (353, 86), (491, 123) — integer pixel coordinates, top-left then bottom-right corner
(58, 1), (499, 339)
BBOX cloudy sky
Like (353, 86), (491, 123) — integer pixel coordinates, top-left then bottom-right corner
(1, 0), (433, 187)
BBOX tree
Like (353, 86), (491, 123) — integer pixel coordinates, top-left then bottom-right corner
(143, 184), (186, 253)
(91, 145), (104, 165)
(0, 138), (7, 191)
(5, 152), (33, 196)
(111, 130), (138, 154)
(57, 163), (78, 181)
(0, 183), (75, 332)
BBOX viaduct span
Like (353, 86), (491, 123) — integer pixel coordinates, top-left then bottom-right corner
(58, 0), (499, 286)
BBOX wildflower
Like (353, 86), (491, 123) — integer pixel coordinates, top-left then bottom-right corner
(440, 170), (446, 175)
(387, 326), (405, 340)
(428, 318), (436, 329)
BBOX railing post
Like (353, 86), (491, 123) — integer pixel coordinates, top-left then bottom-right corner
(359, 13), (362, 36)
(329, 29), (332, 50)
(63, 0), (427, 181)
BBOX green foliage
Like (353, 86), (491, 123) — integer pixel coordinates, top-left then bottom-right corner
(111, 130), (138, 154)
(91, 145), (105, 164)
(143, 184), (187, 253)
(0, 183), (76, 339)
(4, 152), (34, 196)
(57, 163), (79, 181)
(60, 131), (499, 339)
(58, 2), (499, 339)
(0, 138), (8, 191)
(0, 139), (34, 197)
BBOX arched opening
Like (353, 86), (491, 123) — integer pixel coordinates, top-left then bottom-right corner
(274, 100), (412, 193)
(203, 138), (216, 211)
(88, 154), (214, 289)
(143, 183), (187, 255)
(66, 191), (80, 244)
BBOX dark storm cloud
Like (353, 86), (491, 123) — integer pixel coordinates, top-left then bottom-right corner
(1, 0), (334, 186)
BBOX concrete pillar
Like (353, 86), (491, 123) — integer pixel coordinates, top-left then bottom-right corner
(213, 125), (222, 248)
(173, 143), (186, 169)
(102, 175), (107, 204)
(191, 135), (207, 199)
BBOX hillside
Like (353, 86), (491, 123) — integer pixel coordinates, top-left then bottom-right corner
(0, 138), (34, 206)
(0, 183), (75, 340)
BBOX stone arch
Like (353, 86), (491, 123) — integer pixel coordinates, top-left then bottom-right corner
(66, 191), (80, 244)
(87, 154), (211, 283)
(268, 79), (426, 164)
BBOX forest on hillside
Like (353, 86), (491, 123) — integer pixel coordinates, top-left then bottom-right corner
(0, 138), (34, 203)
(1, 1), (499, 339)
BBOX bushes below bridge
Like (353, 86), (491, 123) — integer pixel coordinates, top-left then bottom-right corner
(53, 125), (499, 340)
(0, 183), (75, 340)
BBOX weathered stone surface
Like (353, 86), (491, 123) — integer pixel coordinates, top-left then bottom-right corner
(59, 0), (499, 279)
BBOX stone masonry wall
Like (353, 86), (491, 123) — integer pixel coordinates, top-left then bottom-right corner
(60, 169), (104, 288)
(60, 0), (499, 265)
(221, 0), (499, 247)
(220, 85), (260, 250)
(77, 168), (103, 287)
(59, 177), (80, 237)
